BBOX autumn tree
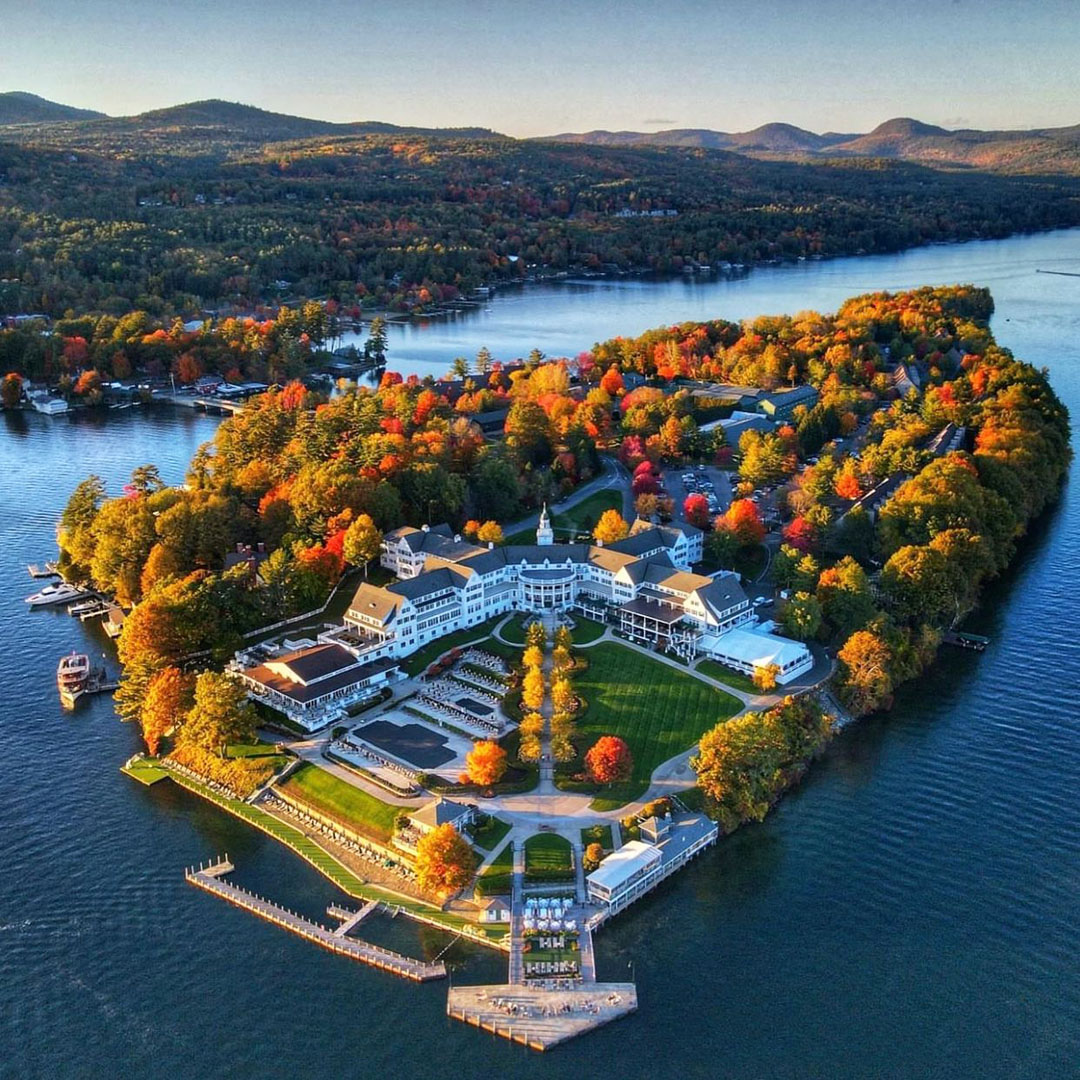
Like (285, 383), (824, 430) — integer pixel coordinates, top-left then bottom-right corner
(780, 591), (823, 641)
(181, 671), (256, 757)
(522, 644), (544, 670)
(1, 372), (22, 409)
(465, 740), (508, 787)
(522, 667), (545, 710)
(836, 629), (894, 715)
(593, 509), (629, 544)
(525, 621), (547, 649)
(719, 498), (765, 547)
(583, 842), (605, 871)
(476, 521), (504, 544)
(683, 493), (710, 530)
(585, 735), (633, 785)
(140, 666), (193, 756)
(343, 514), (382, 575)
(753, 663), (780, 692)
(414, 823), (477, 897)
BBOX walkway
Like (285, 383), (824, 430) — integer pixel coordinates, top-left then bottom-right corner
(502, 455), (630, 538)
(186, 859), (446, 982)
(508, 842), (526, 984)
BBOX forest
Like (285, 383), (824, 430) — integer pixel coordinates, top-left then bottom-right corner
(2, 112), (1080, 319)
(45, 285), (1070, 763)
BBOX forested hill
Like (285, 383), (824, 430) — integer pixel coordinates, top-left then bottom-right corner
(0, 92), (106, 125)
(2, 102), (1080, 319)
(543, 117), (1080, 175)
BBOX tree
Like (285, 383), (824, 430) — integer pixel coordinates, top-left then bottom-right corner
(683, 492), (710, 530)
(522, 644), (544, 669)
(585, 735), (633, 785)
(476, 521), (504, 544)
(450, 356), (469, 378)
(551, 675), (576, 712)
(816, 556), (876, 639)
(465, 740), (507, 787)
(780, 591), (822, 640)
(140, 666), (193, 756)
(59, 474), (106, 573)
(343, 514), (382, 575)
(881, 544), (955, 625)
(593, 509), (629, 544)
(719, 498), (765, 547)
(1, 372), (22, 409)
(181, 671), (256, 756)
(415, 823), (477, 898)
(525, 621), (547, 649)
(583, 842), (605, 871)
(522, 667), (545, 710)
(836, 629), (894, 715)
(753, 663), (780, 692)
(365, 316), (388, 363)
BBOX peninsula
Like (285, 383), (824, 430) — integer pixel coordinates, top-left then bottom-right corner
(27, 283), (1069, 1050)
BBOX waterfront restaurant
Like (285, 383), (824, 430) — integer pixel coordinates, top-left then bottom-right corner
(586, 841), (663, 913)
(237, 643), (401, 731)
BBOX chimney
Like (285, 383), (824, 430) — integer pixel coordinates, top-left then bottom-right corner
(257, 542), (265, 553)
(596, 539), (603, 547)
(421, 524), (430, 533)
(454, 534), (461, 542)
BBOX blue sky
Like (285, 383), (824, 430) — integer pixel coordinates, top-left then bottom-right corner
(5, 0), (1078, 136)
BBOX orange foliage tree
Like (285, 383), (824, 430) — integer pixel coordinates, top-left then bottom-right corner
(140, 666), (194, 756)
(414, 823), (478, 897)
(465, 740), (508, 786)
(720, 498), (766, 547)
(585, 735), (633, 785)
(593, 509), (629, 544)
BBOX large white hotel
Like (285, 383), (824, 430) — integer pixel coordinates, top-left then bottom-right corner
(237, 509), (812, 728)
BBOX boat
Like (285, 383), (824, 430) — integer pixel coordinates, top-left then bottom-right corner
(57, 652), (91, 707)
(68, 598), (101, 616)
(25, 582), (87, 607)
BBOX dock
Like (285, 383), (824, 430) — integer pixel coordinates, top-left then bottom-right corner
(69, 599), (113, 622)
(27, 562), (59, 579)
(60, 668), (119, 709)
(185, 859), (446, 982)
(942, 630), (990, 652)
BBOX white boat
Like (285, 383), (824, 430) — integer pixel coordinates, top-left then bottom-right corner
(25, 582), (86, 607)
(57, 652), (91, 707)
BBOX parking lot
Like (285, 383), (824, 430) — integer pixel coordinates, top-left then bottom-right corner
(661, 465), (734, 525)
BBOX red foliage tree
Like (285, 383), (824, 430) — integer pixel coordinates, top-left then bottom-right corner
(585, 735), (633, 785)
(683, 492), (710, 530)
(783, 515), (815, 552)
(720, 498), (766, 547)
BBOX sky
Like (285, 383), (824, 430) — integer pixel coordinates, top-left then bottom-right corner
(4, 0), (1078, 136)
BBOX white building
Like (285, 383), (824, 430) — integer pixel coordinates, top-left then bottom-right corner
(699, 621), (813, 684)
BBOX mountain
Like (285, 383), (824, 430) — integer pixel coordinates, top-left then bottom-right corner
(541, 117), (1080, 173)
(0, 91), (106, 125)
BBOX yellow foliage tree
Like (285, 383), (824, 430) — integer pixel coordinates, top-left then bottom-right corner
(593, 509), (630, 544)
(522, 645), (544, 670)
(414, 823), (478, 897)
(465, 740), (508, 786)
(522, 667), (545, 710)
(752, 663), (780, 692)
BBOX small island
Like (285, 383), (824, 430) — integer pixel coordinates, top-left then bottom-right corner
(25, 284), (1069, 1050)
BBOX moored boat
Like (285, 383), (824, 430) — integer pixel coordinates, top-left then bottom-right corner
(25, 582), (87, 607)
(57, 652), (91, 708)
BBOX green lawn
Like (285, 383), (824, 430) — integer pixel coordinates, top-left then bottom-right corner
(475, 840), (515, 896)
(165, 767), (508, 944)
(567, 616), (608, 645)
(225, 740), (284, 759)
(524, 833), (574, 881)
(121, 757), (169, 786)
(570, 642), (742, 808)
(500, 615), (540, 646)
(467, 815), (512, 852)
(696, 659), (758, 695)
(277, 762), (400, 843)
(402, 616), (505, 676)
(580, 823), (614, 851)
(551, 490), (621, 539)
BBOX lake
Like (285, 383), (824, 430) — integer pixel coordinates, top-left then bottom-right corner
(1, 229), (1077, 1078)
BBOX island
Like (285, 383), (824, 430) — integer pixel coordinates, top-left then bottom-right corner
(28, 284), (1069, 1050)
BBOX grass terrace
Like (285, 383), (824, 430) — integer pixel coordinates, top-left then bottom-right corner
(467, 814), (512, 852)
(402, 615), (506, 676)
(566, 616), (608, 645)
(475, 840), (515, 897)
(524, 833), (574, 883)
(277, 762), (400, 844)
(499, 614), (539, 646)
(551, 490), (621, 539)
(580, 823), (614, 851)
(696, 659), (758, 695)
(567, 641), (742, 810)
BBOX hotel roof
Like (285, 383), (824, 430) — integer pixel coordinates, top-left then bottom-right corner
(586, 840), (662, 894)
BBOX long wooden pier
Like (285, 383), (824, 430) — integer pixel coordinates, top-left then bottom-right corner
(185, 859), (446, 982)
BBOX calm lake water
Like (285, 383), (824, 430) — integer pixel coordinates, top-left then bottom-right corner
(1, 230), (1078, 1079)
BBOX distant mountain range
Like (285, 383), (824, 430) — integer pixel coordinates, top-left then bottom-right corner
(2, 92), (1078, 173)
(541, 117), (1080, 173)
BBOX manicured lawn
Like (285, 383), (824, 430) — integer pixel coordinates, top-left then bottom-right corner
(277, 762), (400, 843)
(696, 659), (758, 695)
(571, 642), (742, 808)
(226, 740), (284, 759)
(468, 815), (512, 852)
(499, 614), (541, 646)
(166, 767), (508, 944)
(475, 840), (515, 896)
(567, 616), (607, 645)
(580, 823), (614, 851)
(121, 757), (169, 786)
(524, 833), (574, 882)
(402, 616), (505, 676)
(551, 490), (621, 539)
